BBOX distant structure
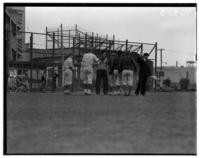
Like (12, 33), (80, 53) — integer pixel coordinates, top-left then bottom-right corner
(5, 7), (25, 62)
(162, 61), (196, 89)
(186, 61), (196, 67)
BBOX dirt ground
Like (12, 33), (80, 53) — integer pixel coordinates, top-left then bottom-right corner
(6, 92), (196, 154)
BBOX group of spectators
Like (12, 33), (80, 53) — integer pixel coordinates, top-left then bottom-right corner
(63, 50), (152, 96)
(7, 71), (30, 93)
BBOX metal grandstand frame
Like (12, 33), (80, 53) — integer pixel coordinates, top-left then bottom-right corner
(46, 24), (158, 73)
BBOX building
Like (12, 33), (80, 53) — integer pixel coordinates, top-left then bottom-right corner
(161, 65), (196, 89)
(5, 6), (25, 62)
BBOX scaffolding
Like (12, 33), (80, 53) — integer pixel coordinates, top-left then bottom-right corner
(46, 24), (158, 90)
(46, 24), (157, 55)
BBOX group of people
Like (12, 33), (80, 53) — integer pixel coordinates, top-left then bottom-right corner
(63, 50), (152, 96)
(7, 71), (30, 93)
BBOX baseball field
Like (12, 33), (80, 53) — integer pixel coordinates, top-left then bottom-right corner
(6, 91), (196, 154)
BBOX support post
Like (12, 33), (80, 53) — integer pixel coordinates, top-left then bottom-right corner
(46, 27), (47, 50)
(60, 24), (64, 64)
(141, 43), (143, 55)
(99, 37), (101, 52)
(92, 32), (94, 50)
(75, 24), (78, 43)
(30, 33), (33, 91)
(106, 34), (108, 51)
(60, 24), (64, 87)
(78, 33), (81, 81)
(72, 37), (75, 92)
(155, 42), (158, 91)
(52, 32), (55, 91)
(85, 33), (87, 53)
(113, 35), (115, 51)
(95, 33), (98, 49)
(109, 40), (112, 60)
(126, 39), (128, 53)
(160, 49), (163, 70)
(57, 28), (59, 45)
(69, 30), (71, 48)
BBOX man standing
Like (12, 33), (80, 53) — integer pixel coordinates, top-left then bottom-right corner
(135, 53), (152, 96)
(63, 53), (74, 94)
(40, 71), (46, 92)
(24, 72), (30, 92)
(108, 52), (115, 95)
(110, 51), (122, 95)
(81, 50), (99, 95)
(119, 51), (137, 96)
(52, 72), (58, 92)
(95, 52), (108, 95)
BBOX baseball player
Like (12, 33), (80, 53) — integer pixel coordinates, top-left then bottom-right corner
(63, 53), (74, 94)
(108, 52), (115, 95)
(81, 50), (99, 95)
(8, 68), (17, 92)
(119, 51), (137, 96)
(110, 50), (122, 95)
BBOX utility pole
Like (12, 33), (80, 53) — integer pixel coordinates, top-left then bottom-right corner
(158, 49), (165, 70)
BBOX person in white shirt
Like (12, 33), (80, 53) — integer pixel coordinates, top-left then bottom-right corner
(8, 68), (17, 92)
(63, 53), (74, 94)
(81, 50), (99, 95)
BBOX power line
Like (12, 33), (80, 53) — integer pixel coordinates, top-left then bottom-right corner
(165, 49), (196, 56)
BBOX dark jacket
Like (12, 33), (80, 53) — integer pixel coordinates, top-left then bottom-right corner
(119, 55), (137, 73)
(137, 56), (152, 77)
(110, 56), (121, 74)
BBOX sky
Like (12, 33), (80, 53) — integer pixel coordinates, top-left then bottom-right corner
(25, 7), (196, 66)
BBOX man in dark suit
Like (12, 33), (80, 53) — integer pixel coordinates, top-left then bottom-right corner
(135, 53), (152, 96)
(95, 52), (108, 95)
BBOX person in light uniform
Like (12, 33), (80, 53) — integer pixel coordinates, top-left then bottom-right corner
(63, 53), (74, 94)
(81, 50), (99, 95)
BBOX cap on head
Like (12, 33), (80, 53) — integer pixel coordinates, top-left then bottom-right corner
(143, 53), (149, 57)
(117, 50), (122, 55)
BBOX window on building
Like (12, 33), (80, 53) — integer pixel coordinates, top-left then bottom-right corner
(12, 49), (16, 61)
(11, 21), (16, 36)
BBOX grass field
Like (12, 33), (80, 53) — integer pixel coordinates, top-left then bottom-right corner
(6, 92), (196, 154)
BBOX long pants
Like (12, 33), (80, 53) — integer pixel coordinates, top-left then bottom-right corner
(52, 79), (56, 91)
(96, 69), (108, 94)
(135, 75), (148, 95)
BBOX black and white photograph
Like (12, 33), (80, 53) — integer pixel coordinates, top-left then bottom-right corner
(4, 3), (197, 155)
